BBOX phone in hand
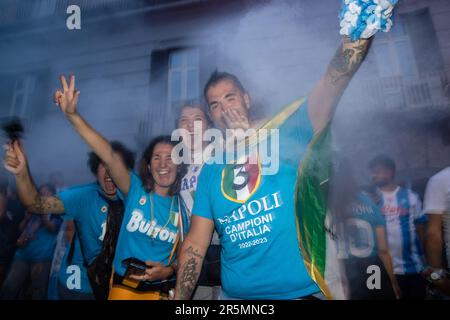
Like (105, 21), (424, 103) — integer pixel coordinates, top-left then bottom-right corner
(122, 257), (148, 278)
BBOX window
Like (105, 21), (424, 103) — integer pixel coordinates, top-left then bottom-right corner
(168, 48), (200, 105)
(373, 17), (418, 77)
(10, 75), (36, 117)
(146, 47), (202, 139)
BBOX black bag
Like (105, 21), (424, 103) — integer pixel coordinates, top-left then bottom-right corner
(81, 195), (124, 300)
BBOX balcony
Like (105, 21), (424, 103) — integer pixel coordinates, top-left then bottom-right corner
(361, 70), (450, 122)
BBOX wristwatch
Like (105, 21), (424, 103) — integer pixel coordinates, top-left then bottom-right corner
(429, 269), (447, 281)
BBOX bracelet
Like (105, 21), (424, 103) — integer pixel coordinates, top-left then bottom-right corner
(428, 268), (448, 282)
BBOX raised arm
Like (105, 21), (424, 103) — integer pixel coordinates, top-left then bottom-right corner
(54, 75), (131, 195)
(174, 215), (214, 300)
(3, 140), (65, 214)
(308, 36), (373, 133)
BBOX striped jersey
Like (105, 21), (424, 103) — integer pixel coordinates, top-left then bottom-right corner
(378, 186), (426, 274)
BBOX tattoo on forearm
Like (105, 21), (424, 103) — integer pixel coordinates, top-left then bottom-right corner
(178, 246), (203, 299)
(29, 195), (64, 214)
(328, 38), (371, 84)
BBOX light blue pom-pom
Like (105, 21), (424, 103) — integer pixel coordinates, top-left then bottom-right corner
(339, 0), (398, 40)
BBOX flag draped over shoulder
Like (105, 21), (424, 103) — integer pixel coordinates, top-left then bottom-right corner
(257, 98), (342, 299)
(295, 126), (336, 299)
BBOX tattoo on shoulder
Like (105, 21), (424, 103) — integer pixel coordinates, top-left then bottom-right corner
(30, 195), (64, 214)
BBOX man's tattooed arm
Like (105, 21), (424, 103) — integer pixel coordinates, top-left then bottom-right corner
(174, 245), (205, 300)
(327, 37), (372, 85)
(15, 165), (65, 214)
(308, 36), (373, 133)
(173, 215), (214, 300)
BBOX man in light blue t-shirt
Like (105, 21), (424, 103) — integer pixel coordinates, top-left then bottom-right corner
(191, 101), (318, 299)
(174, 33), (375, 300)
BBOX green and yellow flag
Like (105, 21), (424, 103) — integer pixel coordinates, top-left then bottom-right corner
(295, 126), (343, 300)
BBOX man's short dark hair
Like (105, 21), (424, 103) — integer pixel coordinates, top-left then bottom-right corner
(203, 70), (247, 102)
(368, 154), (396, 173)
(87, 141), (135, 176)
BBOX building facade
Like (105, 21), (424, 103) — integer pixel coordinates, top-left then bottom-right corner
(0, 0), (448, 195)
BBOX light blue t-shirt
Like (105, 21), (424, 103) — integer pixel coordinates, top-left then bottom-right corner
(192, 100), (320, 299)
(113, 172), (188, 280)
(341, 192), (386, 259)
(58, 234), (93, 295)
(58, 183), (111, 265)
(14, 215), (62, 262)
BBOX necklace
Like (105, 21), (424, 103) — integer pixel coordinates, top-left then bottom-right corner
(149, 192), (176, 241)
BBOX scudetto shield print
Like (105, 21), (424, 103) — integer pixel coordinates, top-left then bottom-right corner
(221, 152), (261, 203)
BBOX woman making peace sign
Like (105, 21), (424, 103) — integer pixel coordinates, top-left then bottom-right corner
(53, 75), (188, 300)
